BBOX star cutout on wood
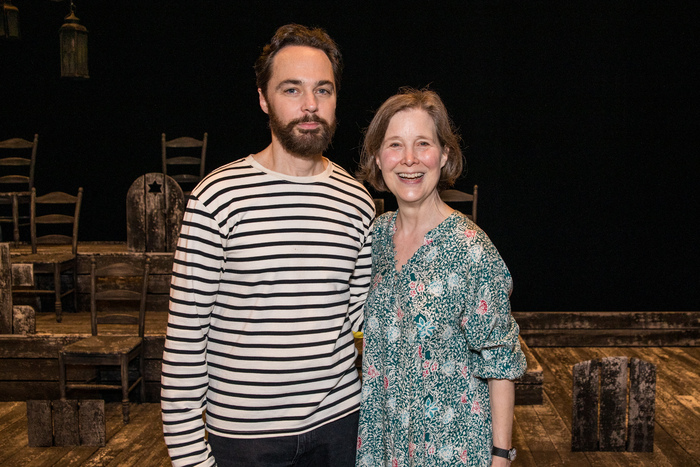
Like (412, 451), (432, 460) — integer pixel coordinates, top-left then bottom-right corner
(148, 181), (162, 193)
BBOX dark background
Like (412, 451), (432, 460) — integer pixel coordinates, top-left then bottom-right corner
(1, 1), (697, 312)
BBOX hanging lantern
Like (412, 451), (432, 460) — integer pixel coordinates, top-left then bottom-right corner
(1, 0), (20, 40)
(59, 1), (89, 79)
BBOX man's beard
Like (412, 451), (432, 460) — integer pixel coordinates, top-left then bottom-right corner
(269, 109), (336, 159)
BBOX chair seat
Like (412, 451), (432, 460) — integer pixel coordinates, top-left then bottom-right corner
(62, 336), (143, 356)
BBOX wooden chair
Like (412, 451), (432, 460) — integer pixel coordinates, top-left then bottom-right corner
(11, 188), (83, 322)
(0, 134), (38, 245)
(572, 356), (656, 452)
(440, 184), (478, 222)
(58, 256), (151, 424)
(161, 132), (207, 195)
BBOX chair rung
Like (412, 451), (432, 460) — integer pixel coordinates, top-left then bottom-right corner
(166, 156), (201, 165)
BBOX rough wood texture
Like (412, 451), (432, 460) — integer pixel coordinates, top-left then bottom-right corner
(627, 357), (656, 452)
(53, 399), (80, 446)
(572, 356), (657, 453)
(0, 242), (11, 333)
(0, 347), (696, 466)
(79, 399), (106, 446)
(12, 304), (35, 334)
(10, 262), (33, 286)
(513, 311), (700, 346)
(599, 356), (628, 451)
(572, 359), (599, 451)
(126, 173), (184, 253)
(26, 400), (52, 447)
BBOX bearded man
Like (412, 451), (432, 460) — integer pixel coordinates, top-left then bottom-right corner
(161, 24), (374, 467)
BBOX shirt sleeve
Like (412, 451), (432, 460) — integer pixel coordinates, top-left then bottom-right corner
(161, 196), (223, 467)
(348, 207), (374, 334)
(461, 233), (527, 381)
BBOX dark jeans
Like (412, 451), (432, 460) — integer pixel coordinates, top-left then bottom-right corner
(208, 411), (359, 467)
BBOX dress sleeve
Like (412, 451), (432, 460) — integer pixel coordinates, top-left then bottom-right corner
(160, 195), (222, 467)
(461, 233), (527, 381)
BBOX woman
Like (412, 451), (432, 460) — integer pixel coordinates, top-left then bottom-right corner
(356, 89), (526, 467)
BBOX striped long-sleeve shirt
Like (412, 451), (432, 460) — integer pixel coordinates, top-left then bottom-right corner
(161, 155), (374, 467)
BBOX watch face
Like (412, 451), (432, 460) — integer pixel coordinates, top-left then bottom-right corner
(508, 448), (517, 461)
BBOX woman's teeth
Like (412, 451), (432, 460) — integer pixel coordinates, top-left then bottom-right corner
(399, 173), (424, 180)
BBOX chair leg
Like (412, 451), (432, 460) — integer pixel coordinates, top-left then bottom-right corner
(139, 352), (146, 403)
(54, 264), (62, 323)
(58, 352), (67, 400)
(11, 194), (20, 247)
(72, 267), (78, 312)
(121, 355), (130, 424)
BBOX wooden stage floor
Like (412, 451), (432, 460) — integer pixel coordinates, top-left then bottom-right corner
(1, 346), (699, 466)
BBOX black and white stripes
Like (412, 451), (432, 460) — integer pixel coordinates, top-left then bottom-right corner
(161, 155), (374, 466)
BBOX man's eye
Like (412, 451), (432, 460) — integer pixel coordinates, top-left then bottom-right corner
(317, 88), (332, 95)
(284, 88), (298, 94)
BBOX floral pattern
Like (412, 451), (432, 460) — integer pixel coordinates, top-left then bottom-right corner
(357, 211), (527, 467)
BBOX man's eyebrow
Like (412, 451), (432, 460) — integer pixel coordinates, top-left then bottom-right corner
(275, 79), (335, 91)
(275, 79), (302, 90)
(317, 80), (335, 90)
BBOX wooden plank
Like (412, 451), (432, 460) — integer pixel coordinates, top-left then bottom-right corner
(26, 400), (53, 447)
(11, 262), (34, 286)
(77, 273), (171, 294)
(627, 358), (656, 452)
(599, 356), (628, 451)
(0, 242), (12, 333)
(531, 392), (593, 466)
(79, 403), (158, 466)
(0, 335), (81, 358)
(512, 311), (700, 330)
(54, 399), (80, 446)
(0, 416), (30, 465)
(76, 253), (173, 275)
(511, 409), (539, 467)
(126, 175), (147, 252)
(0, 382), (61, 401)
(80, 399), (106, 446)
(145, 173), (168, 252)
(99, 403), (168, 466)
(513, 404), (563, 465)
(520, 328), (700, 347)
(572, 359), (599, 451)
(12, 304), (35, 334)
(77, 293), (168, 313)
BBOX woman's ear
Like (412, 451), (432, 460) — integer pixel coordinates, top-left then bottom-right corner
(375, 155), (382, 170)
(440, 147), (449, 168)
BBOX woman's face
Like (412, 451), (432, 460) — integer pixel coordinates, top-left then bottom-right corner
(376, 108), (447, 206)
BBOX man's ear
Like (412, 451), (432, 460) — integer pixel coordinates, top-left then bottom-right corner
(258, 88), (269, 115)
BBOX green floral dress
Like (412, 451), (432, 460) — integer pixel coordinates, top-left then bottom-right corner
(357, 211), (526, 467)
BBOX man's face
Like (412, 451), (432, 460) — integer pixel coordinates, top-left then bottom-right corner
(259, 45), (337, 158)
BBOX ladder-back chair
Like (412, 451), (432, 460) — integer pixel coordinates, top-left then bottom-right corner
(11, 187), (83, 322)
(161, 132), (207, 195)
(59, 256), (151, 424)
(0, 134), (38, 244)
(440, 184), (478, 223)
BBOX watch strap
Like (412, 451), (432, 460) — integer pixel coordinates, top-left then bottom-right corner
(492, 446), (516, 461)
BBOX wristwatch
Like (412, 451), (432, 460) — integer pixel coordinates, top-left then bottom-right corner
(492, 446), (517, 461)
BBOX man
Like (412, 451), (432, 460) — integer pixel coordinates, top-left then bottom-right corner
(161, 24), (374, 467)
